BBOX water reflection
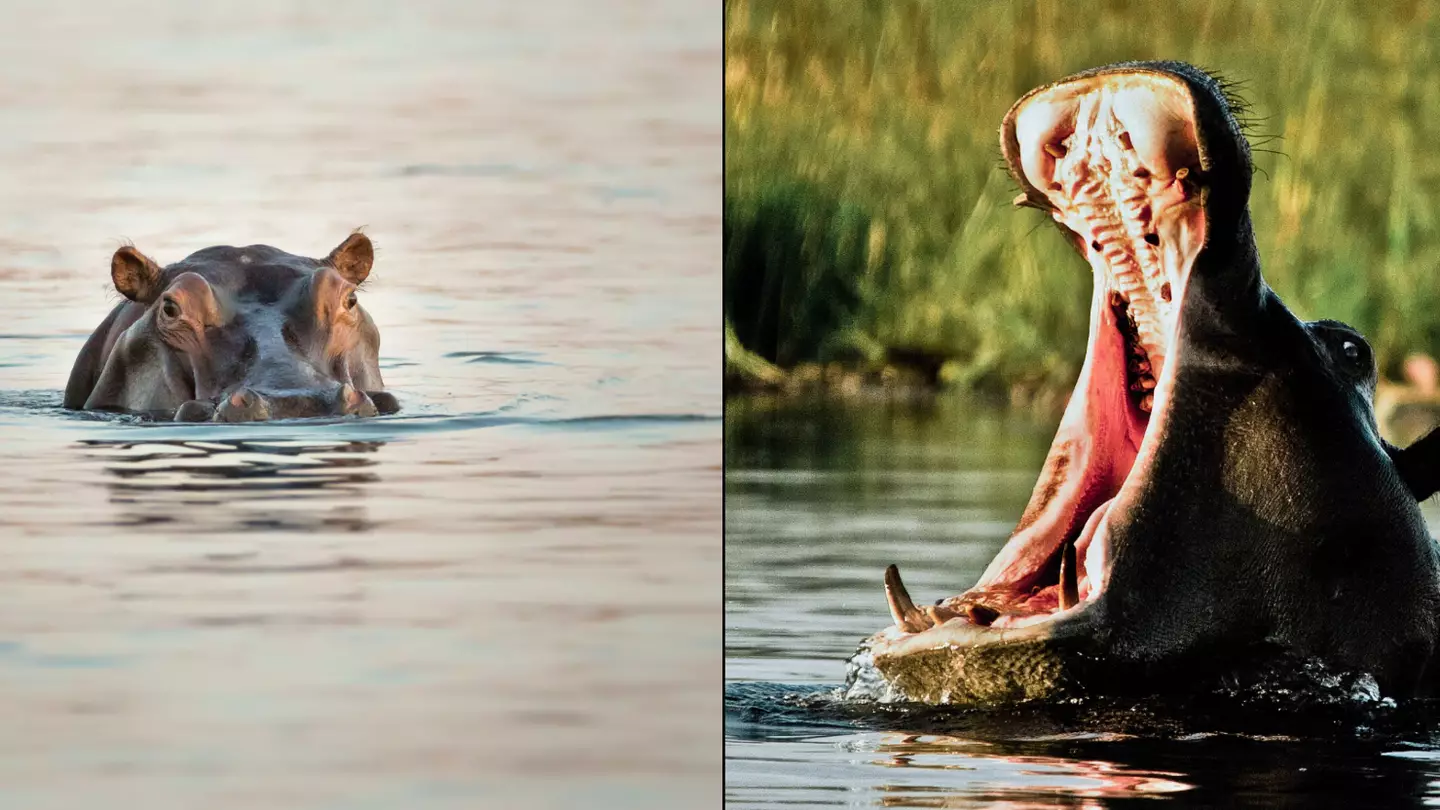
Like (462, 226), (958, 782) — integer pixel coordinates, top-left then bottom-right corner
(866, 733), (1192, 806)
(725, 394), (1058, 477)
(81, 439), (383, 533)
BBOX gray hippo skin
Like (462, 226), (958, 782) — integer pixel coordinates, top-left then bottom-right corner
(64, 232), (400, 422)
(856, 62), (1440, 705)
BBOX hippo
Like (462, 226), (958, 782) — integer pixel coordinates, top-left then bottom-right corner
(851, 62), (1440, 705)
(64, 232), (400, 422)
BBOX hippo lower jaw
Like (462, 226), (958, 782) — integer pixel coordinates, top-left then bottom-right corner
(861, 67), (1209, 703)
(859, 571), (1105, 705)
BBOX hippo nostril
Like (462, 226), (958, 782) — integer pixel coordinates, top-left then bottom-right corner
(215, 388), (270, 422)
(175, 400), (215, 422)
(368, 391), (401, 415)
(337, 384), (377, 417)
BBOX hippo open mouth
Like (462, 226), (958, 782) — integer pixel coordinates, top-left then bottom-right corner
(859, 62), (1440, 706)
(885, 68), (1206, 638)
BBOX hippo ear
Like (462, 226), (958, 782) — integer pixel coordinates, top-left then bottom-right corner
(111, 246), (164, 303)
(326, 232), (374, 285)
(1387, 428), (1440, 501)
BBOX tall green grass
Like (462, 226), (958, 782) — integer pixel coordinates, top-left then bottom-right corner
(725, 0), (1440, 395)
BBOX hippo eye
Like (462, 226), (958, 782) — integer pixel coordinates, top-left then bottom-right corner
(345, 291), (358, 311)
(161, 297), (181, 319)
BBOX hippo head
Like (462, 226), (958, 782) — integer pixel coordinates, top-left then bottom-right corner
(856, 62), (1440, 704)
(65, 232), (400, 421)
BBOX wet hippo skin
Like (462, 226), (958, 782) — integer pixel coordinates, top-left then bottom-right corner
(64, 231), (400, 422)
(851, 62), (1440, 706)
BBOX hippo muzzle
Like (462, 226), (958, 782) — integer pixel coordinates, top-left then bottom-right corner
(173, 385), (402, 423)
(65, 232), (401, 422)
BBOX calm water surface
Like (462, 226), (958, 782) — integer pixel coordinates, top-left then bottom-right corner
(726, 395), (1440, 808)
(0, 3), (718, 807)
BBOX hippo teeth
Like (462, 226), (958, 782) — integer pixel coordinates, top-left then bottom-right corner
(876, 68), (1212, 638)
(884, 564), (926, 633)
(885, 565), (964, 633)
(1059, 536), (1079, 611)
(1014, 73), (1208, 394)
(1114, 294), (1158, 412)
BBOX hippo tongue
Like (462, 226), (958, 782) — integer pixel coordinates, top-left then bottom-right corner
(973, 280), (1144, 595)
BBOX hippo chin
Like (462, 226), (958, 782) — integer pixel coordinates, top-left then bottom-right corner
(64, 231), (400, 422)
(852, 61), (1440, 705)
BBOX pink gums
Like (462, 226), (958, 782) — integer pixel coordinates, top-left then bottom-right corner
(973, 285), (1146, 598)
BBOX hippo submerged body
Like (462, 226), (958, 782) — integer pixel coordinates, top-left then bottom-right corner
(65, 232), (399, 422)
(853, 62), (1440, 704)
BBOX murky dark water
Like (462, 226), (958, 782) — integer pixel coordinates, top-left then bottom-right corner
(0, 3), (718, 807)
(725, 395), (1440, 808)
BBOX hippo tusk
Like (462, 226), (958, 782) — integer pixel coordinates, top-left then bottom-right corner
(885, 564), (928, 633)
(1059, 535), (1079, 611)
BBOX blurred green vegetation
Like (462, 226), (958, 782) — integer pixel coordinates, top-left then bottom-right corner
(724, 0), (1440, 398)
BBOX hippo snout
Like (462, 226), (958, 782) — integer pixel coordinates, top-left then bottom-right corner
(200, 385), (399, 422)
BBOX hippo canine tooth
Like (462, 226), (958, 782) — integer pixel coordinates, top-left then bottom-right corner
(884, 564), (927, 633)
(1059, 537), (1079, 611)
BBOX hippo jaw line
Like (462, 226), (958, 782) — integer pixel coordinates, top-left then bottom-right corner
(876, 67), (1213, 655)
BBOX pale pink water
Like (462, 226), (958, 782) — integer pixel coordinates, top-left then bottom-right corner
(0, 2), (719, 807)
